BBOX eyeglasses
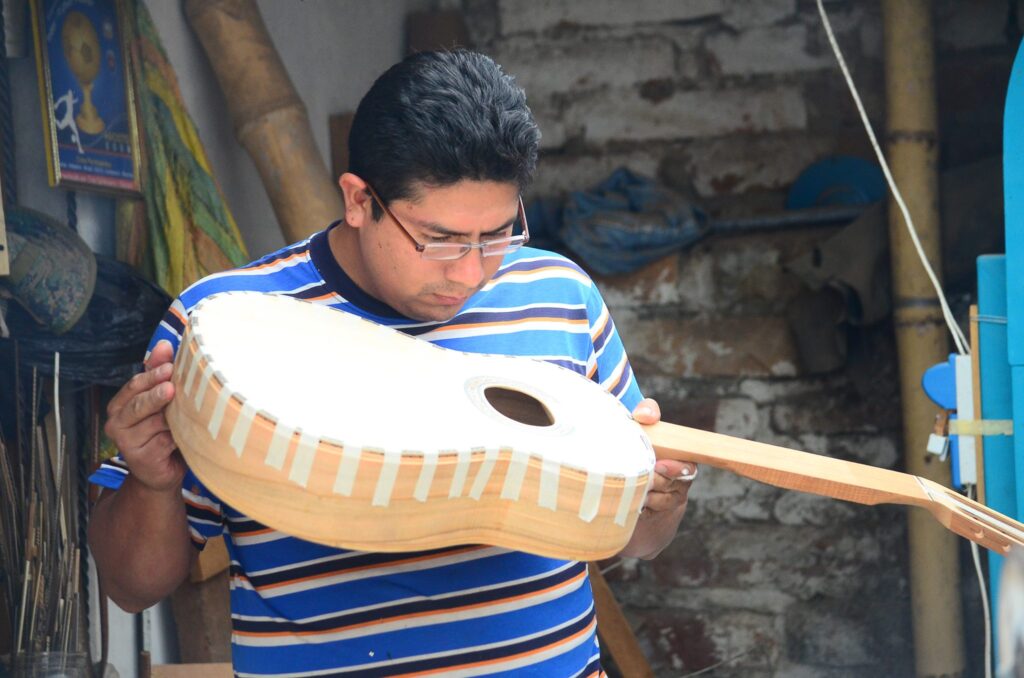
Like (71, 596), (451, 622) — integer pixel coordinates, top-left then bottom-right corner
(364, 183), (530, 261)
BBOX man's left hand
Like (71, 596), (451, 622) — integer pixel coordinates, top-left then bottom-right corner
(619, 398), (698, 559)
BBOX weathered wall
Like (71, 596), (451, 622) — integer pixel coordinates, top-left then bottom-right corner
(453, 0), (1018, 675)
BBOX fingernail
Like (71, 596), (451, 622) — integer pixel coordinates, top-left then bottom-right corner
(677, 467), (698, 481)
(159, 383), (172, 399)
(635, 406), (653, 418)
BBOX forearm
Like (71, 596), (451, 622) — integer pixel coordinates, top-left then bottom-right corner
(619, 504), (687, 560)
(88, 474), (194, 613)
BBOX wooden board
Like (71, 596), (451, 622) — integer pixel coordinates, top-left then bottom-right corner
(170, 570), (232, 663)
(189, 536), (230, 583)
(589, 564), (654, 678)
(970, 304), (986, 504)
(151, 663), (232, 678)
(0, 196), (8, 276)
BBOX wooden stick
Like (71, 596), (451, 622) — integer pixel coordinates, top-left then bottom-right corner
(970, 304), (986, 504)
(588, 564), (654, 678)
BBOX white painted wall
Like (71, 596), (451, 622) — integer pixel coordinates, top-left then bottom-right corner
(7, 1), (423, 673)
(144, 0), (426, 259)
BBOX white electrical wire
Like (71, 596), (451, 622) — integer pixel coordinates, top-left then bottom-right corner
(969, 485), (994, 678)
(815, 2), (992, 674)
(814, 0), (970, 355)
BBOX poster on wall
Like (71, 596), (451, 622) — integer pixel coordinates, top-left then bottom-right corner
(29, 0), (141, 194)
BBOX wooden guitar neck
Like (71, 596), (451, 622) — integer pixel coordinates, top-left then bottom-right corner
(644, 421), (1024, 555)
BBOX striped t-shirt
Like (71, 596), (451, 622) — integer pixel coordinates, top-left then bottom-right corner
(91, 224), (643, 677)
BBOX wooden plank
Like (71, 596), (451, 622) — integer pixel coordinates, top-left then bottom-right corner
(0, 195), (9, 276)
(170, 569), (232, 663)
(588, 564), (654, 678)
(970, 304), (986, 504)
(151, 663), (232, 678)
(190, 535), (230, 583)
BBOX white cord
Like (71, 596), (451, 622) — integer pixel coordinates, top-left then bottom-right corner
(816, 3), (992, 673)
(968, 485), (994, 678)
(814, 0), (970, 356)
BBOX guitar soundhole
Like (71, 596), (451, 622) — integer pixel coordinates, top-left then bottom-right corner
(484, 387), (556, 427)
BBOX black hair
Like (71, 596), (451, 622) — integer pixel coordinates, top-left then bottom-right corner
(348, 50), (540, 220)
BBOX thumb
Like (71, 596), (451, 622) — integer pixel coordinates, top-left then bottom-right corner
(654, 459), (689, 479)
(146, 340), (175, 371)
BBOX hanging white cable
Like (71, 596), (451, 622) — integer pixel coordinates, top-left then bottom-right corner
(815, 2), (991, 672)
(969, 485), (994, 678)
(814, 0), (969, 355)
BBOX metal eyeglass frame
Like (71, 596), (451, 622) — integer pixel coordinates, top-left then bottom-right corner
(363, 182), (530, 261)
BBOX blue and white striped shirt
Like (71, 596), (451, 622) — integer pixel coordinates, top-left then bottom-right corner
(92, 225), (643, 676)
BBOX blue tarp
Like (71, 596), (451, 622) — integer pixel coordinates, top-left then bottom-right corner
(558, 168), (710, 276)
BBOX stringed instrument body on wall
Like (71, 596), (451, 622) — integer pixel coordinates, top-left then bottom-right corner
(166, 292), (1024, 560)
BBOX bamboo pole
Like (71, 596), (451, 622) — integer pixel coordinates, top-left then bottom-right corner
(881, 1), (965, 675)
(183, 0), (344, 244)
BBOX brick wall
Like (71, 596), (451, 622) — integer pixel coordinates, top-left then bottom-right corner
(446, 0), (1017, 674)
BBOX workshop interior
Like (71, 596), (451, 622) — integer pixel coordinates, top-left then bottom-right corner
(1, 1), (1024, 676)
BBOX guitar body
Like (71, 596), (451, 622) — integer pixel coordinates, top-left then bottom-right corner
(167, 292), (654, 560)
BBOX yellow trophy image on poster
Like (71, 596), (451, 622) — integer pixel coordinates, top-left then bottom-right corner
(61, 10), (105, 136)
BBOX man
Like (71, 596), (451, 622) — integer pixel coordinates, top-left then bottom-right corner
(89, 50), (696, 676)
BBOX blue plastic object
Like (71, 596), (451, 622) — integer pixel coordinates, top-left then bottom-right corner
(921, 355), (965, 488)
(922, 359), (957, 410)
(1005, 6), (1024, 538)
(1008, 42), (1024, 369)
(980, 36), (1024, 666)
(785, 156), (887, 210)
(978, 258), (1016, 601)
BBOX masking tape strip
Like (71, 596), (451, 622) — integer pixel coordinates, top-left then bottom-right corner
(333, 445), (362, 496)
(289, 431), (318, 487)
(184, 348), (201, 395)
(578, 471), (605, 523)
(194, 361), (214, 411)
(414, 454), (437, 502)
(373, 448), (402, 507)
(173, 346), (187, 380)
(207, 382), (233, 440)
(230, 402), (257, 457)
(265, 422), (293, 470)
(450, 448), (471, 498)
(469, 448), (498, 500)
(501, 449), (529, 501)
(949, 419), (1014, 436)
(615, 477), (638, 526)
(538, 458), (560, 511)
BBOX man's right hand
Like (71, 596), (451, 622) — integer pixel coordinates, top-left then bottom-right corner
(103, 340), (185, 493)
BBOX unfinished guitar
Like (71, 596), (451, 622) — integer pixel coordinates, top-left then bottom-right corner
(166, 292), (1024, 559)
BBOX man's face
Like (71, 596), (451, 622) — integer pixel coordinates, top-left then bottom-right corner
(345, 178), (522, 322)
